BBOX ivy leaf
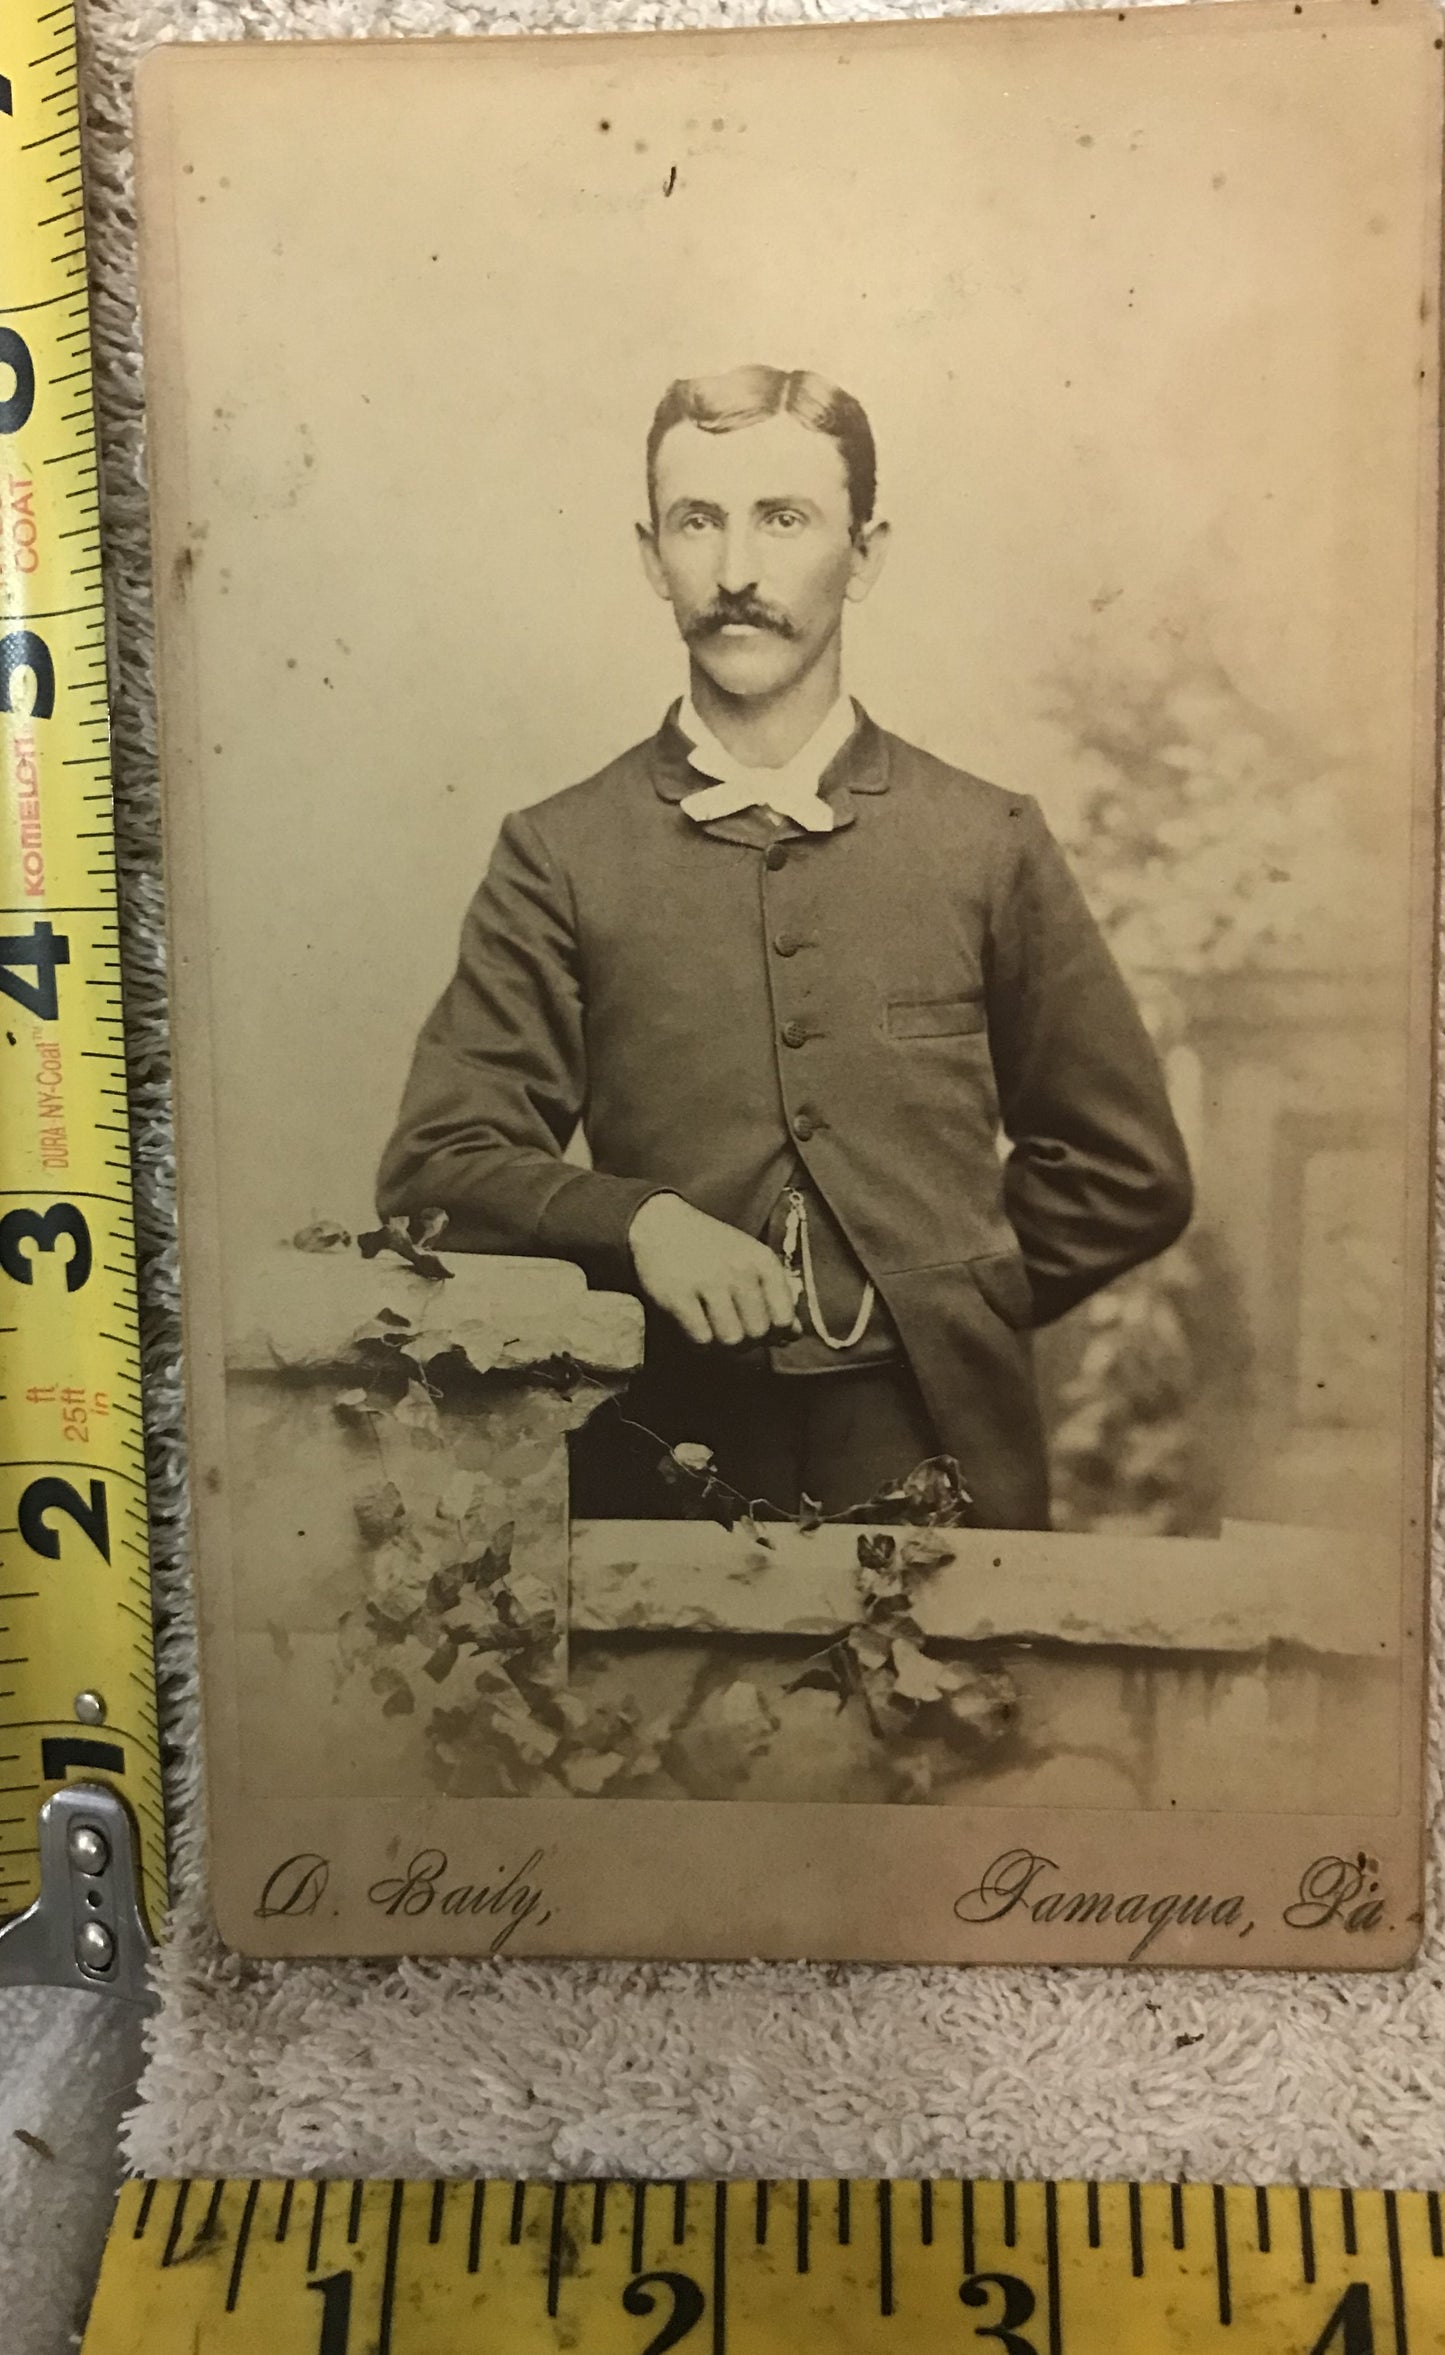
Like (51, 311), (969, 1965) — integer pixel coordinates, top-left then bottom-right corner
(561, 1750), (630, 1796)
(495, 1567), (557, 1632)
(551, 1692), (641, 1748)
(483, 1693), (560, 1771)
(437, 1472), (481, 1523)
(666, 1679), (780, 1795)
(940, 1665), (1019, 1748)
(426, 1562), (463, 1615)
(890, 1748), (939, 1802)
(364, 1578), (423, 1639)
(458, 1523), (514, 1592)
(655, 1443), (742, 1531)
(355, 1214), (453, 1282)
(783, 1644), (856, 1706)
(782, 1661), (839, 1699)
(333, 1386), (380, 1423)
(796, 1493), (824, 1535)
(897, 1455), (973, 1524)
(844, 1626), (891, 1674)
(392, 1380), (442, 1436)
(855, 1454), (973, 1527)
(900, 1532), (956, 1573)
(354, 1480), (406, 1547)
(888, 1636), (964, 1706)
(436, 1605), (505, 1655)
(370, 1665), (415, 1717)
(858, 1661), (914, 1739)
(447, 1651), (520, 1704)
(293, 1218), (352, 1253)
(686, 1477), (736, 1532)
(671, 1441), (717, 1476)
(856, 1532), (907, 1615)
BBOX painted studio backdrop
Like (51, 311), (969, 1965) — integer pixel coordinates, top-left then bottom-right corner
(158, 26), (1419, 1537)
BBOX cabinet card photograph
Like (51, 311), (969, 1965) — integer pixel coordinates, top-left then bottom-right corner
(136, 0), (1439, 1963)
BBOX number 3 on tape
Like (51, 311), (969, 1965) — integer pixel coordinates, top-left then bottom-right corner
(0, 1202), (92, 1290)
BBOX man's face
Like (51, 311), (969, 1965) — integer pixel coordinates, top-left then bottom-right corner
(638, 412), (887, 703)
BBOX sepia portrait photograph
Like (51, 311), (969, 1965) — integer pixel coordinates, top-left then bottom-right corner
(136, 0), (1438, 1962)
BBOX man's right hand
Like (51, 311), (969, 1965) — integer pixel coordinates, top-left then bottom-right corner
(628, 1192), (802, 1349)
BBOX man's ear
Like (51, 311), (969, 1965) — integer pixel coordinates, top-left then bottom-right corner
(636, 521), (672, 602)
(845, 518), (891, 605)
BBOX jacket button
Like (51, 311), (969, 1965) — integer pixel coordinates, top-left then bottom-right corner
(772, 931), (801, 957)
(764, 843), (789, 872)
(781, 1019), (809, 1049)
(792, 1110), (816, 1141)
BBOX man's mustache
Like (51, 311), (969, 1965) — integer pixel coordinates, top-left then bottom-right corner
(685, 595), (797, 643)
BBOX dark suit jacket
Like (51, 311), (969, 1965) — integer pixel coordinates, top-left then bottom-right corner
(377, 705), (1193, 1527)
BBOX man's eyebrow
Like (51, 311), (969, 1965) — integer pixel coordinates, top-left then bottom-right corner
(754, 494), (823, 515)
(662, 495), (725, 526)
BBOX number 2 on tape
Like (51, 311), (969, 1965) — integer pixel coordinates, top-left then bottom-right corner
(17, 1476), (111, 1563)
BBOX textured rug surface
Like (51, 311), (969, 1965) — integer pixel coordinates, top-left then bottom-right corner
(0, 1987), (143, 2354)
(4, 0), (1444, 2347)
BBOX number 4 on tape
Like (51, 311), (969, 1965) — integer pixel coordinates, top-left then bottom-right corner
(0, 918), (69, 1018)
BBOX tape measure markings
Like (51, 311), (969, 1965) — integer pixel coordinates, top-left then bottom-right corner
(0, 0), (164, 1940)
(78, 2175), (1445, 2352)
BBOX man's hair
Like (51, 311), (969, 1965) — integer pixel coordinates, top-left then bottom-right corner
(646, 365), (877, 535)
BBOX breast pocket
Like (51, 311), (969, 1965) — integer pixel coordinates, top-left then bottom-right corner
(885, 993), (987, 1040)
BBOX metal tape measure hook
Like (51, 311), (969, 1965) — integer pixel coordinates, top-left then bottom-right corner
(0, 1782), (156, 2006)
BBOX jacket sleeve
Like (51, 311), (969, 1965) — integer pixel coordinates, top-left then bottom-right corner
(983, 796), (1193, 1327)
(375, 810), (663, 1285)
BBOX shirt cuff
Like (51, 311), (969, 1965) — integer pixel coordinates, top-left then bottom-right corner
(535, 1170), (673, 1290)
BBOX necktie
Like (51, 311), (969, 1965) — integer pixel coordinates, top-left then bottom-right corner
(677, 698), (854, 833)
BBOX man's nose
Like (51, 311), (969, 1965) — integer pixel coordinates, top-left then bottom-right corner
(717, 525), (759, 595)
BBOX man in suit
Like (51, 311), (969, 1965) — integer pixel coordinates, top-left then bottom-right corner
(377, 365), (1192, 1528)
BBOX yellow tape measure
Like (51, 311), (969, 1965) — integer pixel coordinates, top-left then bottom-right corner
(82, 2175), (1445, 2352)
(0, 0), (164, 1960)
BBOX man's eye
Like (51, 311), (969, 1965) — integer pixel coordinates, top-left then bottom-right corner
(765, 509), (807, 533)
(678, 512), (716, 534)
